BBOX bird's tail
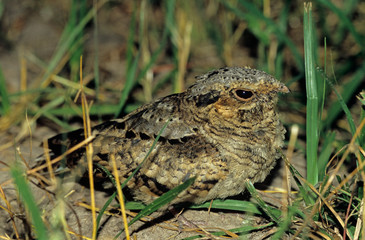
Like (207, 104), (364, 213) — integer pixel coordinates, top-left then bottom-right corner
(28, 129), (93, 186)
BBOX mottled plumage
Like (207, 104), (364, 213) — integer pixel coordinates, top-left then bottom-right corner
(45, 66), (288, 205)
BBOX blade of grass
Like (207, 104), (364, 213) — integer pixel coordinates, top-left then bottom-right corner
(11, 162), (48, 240)
(245, 181), (281, 223)
(40, 0), (108, 88)
(318, 131), (336, 180)
(322, 63), (365, 131)
(128, 177), (196, 227)
(68, 0), (87, 82)
(115, 2), (139, 117)
(0, 65), (10, 114)
(0, 184), (20, 239)
(45, 104), (118, 116)
(182, 222), (274, 240)
(286, 158), (316, 205)
(304, 2), (319, 185)
(324, 66), (363, 147)
(93, 0), (100, 105)
(274, 0), (291, 78)
(319, 37), (327, 132)
(110, 153), (130, 240)
(124, 201), (146, 210)
(357, 91), (365, 145)
(271, 209), (293, 240)
(190, 199), (260, 214)
(79, 55), (98, 240)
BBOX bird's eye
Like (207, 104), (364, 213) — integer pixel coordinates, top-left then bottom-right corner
(234, 89), (254, 101)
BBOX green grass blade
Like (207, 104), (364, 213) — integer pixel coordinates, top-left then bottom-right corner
(190, 199), (260, 214)
(245, 181), (281, 223)
(304, 3), (319, 185)
(11, 163), (48, 239)
(46, 104), (117, 116)
(42, 103), (140, 117)
(358, 91), (365, 145)
(93, 0), (100, 103)
(0, 65), (10, 114)
(318, 131), (336, 180)
(286, 161), (316, 205)
(68, 0), (87, 82)
(115, 2), (138, 117)
(327, 78), (359, 144)
(124, 201), (146, 210)
(43, 112), (75, 131)
(33, 96), (66, 117)
(96, 191), (117, 229)
(128, 177), (196, 227)
(41, 2), (103, 85)
(323, 63), (365, 142)
(182, 222), (274, 240)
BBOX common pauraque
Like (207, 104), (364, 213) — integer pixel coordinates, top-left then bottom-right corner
(40, 66), (289, 206)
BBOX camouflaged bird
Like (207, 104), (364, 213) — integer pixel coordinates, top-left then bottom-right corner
(44, 67), (289, 205)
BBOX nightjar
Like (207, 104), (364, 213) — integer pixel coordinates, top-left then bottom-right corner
(41, 66), (289, 205)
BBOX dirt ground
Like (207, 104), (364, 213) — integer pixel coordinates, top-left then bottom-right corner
(0, 1), (316, 239)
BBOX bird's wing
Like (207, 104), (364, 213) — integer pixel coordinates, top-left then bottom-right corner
(46, 93), (198, 170)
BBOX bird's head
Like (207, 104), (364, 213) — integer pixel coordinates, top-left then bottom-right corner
(186, 67), (288, 120)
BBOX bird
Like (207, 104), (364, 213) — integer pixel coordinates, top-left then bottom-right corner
(40, 66), (289, 206)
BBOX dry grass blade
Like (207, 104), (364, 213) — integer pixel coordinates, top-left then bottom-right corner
(42, 139), (56, 185)
(66, 230), (93, 240)
(291, 116), (365, 239)
(299, 177), (351, 239)
(110, 153), (131, 240)
(324, 117), (365, 200)
(79, 56), (98, 240)
(0, 185), (20, 240)
(354, 199), (363, 240)
(284, 124), (299, 207)
(174, 9), (192, 93)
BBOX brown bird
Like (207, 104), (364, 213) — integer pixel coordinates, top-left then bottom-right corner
(42, 66), (288, 206)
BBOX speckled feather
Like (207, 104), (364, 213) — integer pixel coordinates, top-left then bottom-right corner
(46, 67), (289, 205)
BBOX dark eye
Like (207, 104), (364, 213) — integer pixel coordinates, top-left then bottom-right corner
(234, 89), (254, 101)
